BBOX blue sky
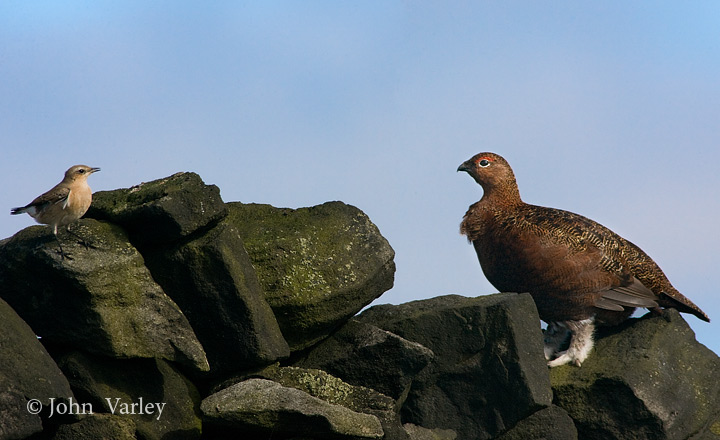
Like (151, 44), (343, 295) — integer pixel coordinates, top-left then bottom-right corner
(2, 2), (718, 355)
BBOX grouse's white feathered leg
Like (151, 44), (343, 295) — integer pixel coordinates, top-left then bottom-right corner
(547, 318), (595, 367)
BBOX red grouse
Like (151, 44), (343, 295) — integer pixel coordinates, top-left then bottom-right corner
(458, 152), (709, 367)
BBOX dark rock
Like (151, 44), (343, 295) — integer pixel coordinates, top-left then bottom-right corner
(0, 387), (44, 440)
(495, 406), (577, 440)
(227, 201), (395, 351)
(201, 378), (384, 439)
(692, 417), (720, 440)
(143, 220), (290, 376)
(550, 310), (720, 440)
(358, 293), (552, 440)
(0, 219), (209, 373)
(57, 351), (201, 440)
(253, 365), (409, 440)
(294, 319), (434, 401)
(403, 423), (457, 440)
(52, 414), (137, 440)
(0, 297), (74, 439)
(85, 172), (227, 246)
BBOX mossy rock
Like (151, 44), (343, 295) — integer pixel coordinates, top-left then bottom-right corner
(86, 172), (227, 246)
(201, 378), (384, 439)
(550, 310), (720, 440)
(252, 365), (410, 440)
(0, 219), (208, 373)
(227, 201), (395, 351)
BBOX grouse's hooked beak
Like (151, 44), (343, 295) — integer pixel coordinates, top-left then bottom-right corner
(457, 161), (471, 173)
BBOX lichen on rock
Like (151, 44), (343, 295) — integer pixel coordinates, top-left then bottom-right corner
(227, 201), (396, 351)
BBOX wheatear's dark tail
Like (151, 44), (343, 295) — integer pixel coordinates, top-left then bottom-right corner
(10, 206), (28, 215)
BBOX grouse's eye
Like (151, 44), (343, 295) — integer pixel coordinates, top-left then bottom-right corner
(478, 159), (490, 168)
(77, 169), (86, 174)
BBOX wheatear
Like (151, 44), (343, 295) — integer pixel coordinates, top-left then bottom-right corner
(11, 165), (100, 259)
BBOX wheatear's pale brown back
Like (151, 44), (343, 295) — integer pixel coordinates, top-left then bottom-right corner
(11, 165), (101, 234)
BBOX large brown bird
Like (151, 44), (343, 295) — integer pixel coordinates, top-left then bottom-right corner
(458, 152), (709, 367)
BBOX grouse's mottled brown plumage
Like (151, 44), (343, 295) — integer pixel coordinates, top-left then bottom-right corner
(458, 152), (709, 366)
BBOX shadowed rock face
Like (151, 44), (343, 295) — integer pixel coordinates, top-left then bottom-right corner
(0, 297), (74, 440)
(1, 170), (716, 440)
(52, 414), (137, 440)
(294, 319), (435, 402)
(57, 352), (201, 440)
(142, 220), (290, 376)
(358, 293), (553, 440)
(495, 405), (578, 440)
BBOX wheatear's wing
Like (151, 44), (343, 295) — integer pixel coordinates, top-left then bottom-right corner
(29, 185), (71, 210)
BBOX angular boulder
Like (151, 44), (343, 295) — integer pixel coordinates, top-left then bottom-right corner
(495, 406), (578, 440)
(358, 293), (552, 440)
(227, 201), (395, 351)
(550, 310), (720, 440)
(294, 319), (434, 401)
(143, 220), (290, 376)
(0, 219), (209, 373)
(52, 414), (137, 440)
(0, 298), (74, 439)
(0, 388), (44, 440)
(85, 172), (227, 246)
(57, 351), (201, 440)
(254, 365), (409, 440)
(403, 423), (457, 440)
(201, 378), (384, 439)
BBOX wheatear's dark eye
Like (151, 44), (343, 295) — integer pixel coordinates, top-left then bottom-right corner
(479, 159), (490, 167)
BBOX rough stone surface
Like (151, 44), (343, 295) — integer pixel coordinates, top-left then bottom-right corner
(495, 406), (578, 440)
(0, 387), (44, 440)
(144, 220), (290, 376)
(358, 293), (552, 440)
(57, 351), (201, 440)
(403, 423), (457, 440)
(0, 219), (209, 373)
(0, 297), (75, 439)
(294, 319), (434, 401)
(550, 310), (720, 440)
(227, 201), (395, 351)
(201, 378), (384, 439)
(253, 365), (409, 440)
(52, 414), (137, 440)
(86, 172), (227, 246)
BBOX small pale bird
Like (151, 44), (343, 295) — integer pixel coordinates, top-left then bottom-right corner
(11, 165), (101, 259)
(458, 152), (708, 367)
